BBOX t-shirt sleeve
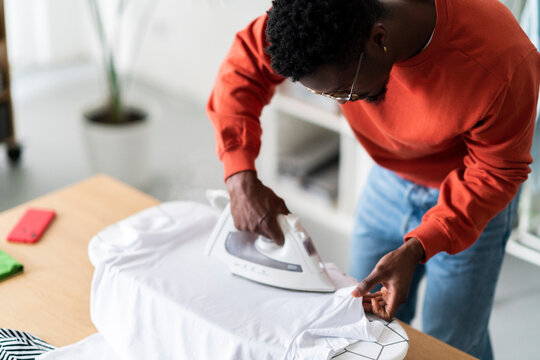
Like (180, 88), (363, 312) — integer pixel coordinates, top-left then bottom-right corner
(206, 14), (285, 181)
(405, 50), (540, 262)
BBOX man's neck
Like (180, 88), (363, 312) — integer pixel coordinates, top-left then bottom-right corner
(381, 0), (437, 62)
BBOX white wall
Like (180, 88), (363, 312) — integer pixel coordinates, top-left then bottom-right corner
(5, 0), (91, 70)
(4, 0), (270, 105)
(125, 0), (270, 104)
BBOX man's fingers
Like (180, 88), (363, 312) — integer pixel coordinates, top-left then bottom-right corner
(352, 272), (381, 298)
(383, 290), (400, 320)
(371, 298), (380, 312)
(372, 298), (391, 321)
(362, 295), (374, 303)
(369, 292), (397, 322)
(362, 301), (373, 313)
(279, 201), (291, 215)
(371, 298), (386, 319)
(260, 214), (285, 246)
(362, 291), (383, 300)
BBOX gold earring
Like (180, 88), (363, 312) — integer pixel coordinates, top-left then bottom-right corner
(383, 46), (388, 53)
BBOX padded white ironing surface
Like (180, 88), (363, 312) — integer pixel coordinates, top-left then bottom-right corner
(332, 316), (408, 360)
(73, 201), (408, 360)
(37, 323), (409, 360)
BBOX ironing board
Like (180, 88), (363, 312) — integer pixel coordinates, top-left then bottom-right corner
(332, 316), (409, 360)
(84, 200), (406, 360)
(0, 175), (477, 360)
(34, 318), (409, 360)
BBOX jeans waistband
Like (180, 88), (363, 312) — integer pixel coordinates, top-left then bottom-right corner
(405, 183), (439, 209)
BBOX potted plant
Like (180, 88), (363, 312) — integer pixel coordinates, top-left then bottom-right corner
(83, 0), (155, 187)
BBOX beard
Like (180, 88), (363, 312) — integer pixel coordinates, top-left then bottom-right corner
(364, 84), (388, 105)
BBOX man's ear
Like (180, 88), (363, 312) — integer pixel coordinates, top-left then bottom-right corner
(366, 23), (388, 54)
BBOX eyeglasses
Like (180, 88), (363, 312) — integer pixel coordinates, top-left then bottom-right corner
(306, 52), (364, 102)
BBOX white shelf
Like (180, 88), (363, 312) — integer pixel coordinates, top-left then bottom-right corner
(273, 93), (343, 133)
(273, 179), (355, 237)
(507, 231), (540, 267)
(508, 183), (540, 267)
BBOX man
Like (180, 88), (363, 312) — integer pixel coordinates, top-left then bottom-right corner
(207, 0), (540, 358)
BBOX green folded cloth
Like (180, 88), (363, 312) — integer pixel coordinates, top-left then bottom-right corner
(0, 249), (23, 282)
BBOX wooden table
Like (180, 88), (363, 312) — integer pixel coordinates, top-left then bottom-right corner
(0, 175), (476, 359)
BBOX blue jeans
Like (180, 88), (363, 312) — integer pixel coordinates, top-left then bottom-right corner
(349, 165), (520, 360)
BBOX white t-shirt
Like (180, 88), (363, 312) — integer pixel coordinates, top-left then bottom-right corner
(40, 202), (385, 360)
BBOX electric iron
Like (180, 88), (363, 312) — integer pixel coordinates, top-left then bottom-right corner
(205, 190), (336, 293)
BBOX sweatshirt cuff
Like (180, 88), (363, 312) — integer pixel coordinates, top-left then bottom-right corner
(405, 220), (452, 263)
(221, 147), (258, 181)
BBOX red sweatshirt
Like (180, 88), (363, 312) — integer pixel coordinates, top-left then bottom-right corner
(207, 0), (540, 261)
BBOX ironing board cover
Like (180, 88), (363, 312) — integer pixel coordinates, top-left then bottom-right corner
(39, 201), (408, 360)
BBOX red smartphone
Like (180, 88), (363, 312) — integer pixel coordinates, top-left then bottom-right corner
(7, 208), (56, 243)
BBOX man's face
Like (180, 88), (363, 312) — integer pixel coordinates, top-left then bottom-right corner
(298, 49), (393, 105)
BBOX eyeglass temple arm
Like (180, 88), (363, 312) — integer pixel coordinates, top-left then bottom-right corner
(349, 52), (364, 99)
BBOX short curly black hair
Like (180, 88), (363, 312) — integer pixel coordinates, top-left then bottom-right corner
(265, 0), (388, 81)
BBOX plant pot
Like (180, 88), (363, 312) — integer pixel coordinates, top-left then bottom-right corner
(82, 105), (151, 188)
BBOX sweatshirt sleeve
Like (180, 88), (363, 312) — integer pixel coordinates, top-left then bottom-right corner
(206, 14), (285, 181)
(405, 50), (540, 262)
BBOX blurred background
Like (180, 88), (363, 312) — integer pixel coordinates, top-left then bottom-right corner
(0, 0), (539, 358)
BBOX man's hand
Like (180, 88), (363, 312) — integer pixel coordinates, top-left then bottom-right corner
(351, 237), (425, 321)
(225, 171), (290, 245)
